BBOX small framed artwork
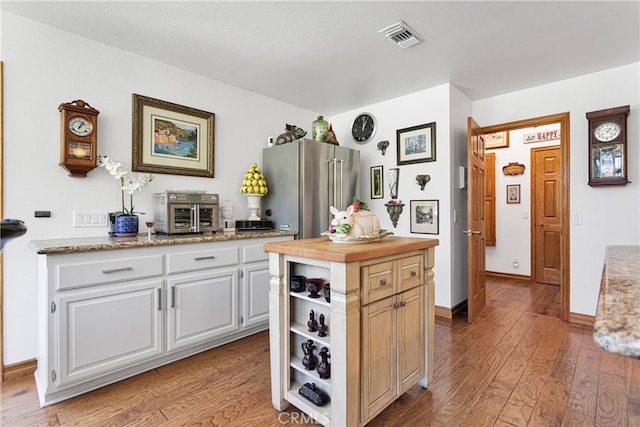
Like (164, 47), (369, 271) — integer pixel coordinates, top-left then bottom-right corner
(506, 184), (521, 204)
(370, 165), (384, 199)
(485, 131), (509, 150)
(132, 94), (215, 177)
(397, 122), (436, 165)
(410, 200), (439, 234)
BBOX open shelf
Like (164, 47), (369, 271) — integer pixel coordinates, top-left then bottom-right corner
(287, 381), (332, 426)
(290, 321), (331, 347)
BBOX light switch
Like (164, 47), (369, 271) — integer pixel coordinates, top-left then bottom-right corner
(572, 212), (583, 225)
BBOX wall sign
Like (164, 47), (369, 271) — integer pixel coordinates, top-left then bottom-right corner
(523, 129), (560, 144)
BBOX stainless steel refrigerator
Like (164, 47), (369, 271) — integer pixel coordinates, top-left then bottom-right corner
(262, 139), (360, 239)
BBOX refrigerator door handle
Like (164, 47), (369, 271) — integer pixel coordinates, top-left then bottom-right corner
(336, 158), (344, 208)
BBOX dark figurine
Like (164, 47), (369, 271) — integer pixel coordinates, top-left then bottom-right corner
(276, 124), (307, 145)
(317, 347), (331, 379)
(317, 313), (328, 337)
(307, 309), (318, 332)
(323, 282), (331, 303)
(326, 124), (339, 145)
(306, 278), (323, 298)
(299, 382), (330, 406)
(301, 339), (318, 370)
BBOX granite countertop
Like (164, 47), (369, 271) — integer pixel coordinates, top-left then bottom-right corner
(593, 245), (640, 358)
(30, 230), (298, 254)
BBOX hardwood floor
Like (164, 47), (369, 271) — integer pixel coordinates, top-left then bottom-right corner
(2, 276), (639, 426)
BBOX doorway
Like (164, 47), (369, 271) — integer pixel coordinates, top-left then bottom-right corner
(474, 112), (570, 322)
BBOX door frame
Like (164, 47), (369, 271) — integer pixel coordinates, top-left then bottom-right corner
(479, 112), (570, 321)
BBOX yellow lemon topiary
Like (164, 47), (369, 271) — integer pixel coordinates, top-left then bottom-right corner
(240, 163), (269, 195)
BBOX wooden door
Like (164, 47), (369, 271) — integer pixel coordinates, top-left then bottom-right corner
(531, 146), (562, 285)
(466, 117), (487, 323)
(484, 153), (496, 246)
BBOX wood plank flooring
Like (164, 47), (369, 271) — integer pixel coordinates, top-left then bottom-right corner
(2, 275), (639, 426)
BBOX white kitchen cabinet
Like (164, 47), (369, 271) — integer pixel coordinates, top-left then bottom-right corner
(166, 268), (239, 352)
(56, 278), (164, 388)
(34, 234), (293, 407)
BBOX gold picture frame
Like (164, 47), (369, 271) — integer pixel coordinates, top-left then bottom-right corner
(370, 165), (383, 199)
(485, 131), (509, 149)
(132, 94), (215, 177)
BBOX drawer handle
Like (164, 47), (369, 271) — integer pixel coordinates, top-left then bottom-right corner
(194, 256), (216, 261)
(102, 267), (133, 274)
(380, 278), (388, 286)
(410, 270), (417, 277)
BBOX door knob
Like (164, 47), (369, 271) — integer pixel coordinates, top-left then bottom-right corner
(537, 222), (544, 227)
(462, 229), (481, 235)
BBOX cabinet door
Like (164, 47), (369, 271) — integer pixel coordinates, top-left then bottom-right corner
(166, 268), (239, 352)
(56, 278), (164, 388)
(397, 286), (424, 394)
(241, 262), (271, 328)
(361, 296), (397, 423)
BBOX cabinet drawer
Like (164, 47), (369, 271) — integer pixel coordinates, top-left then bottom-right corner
(362, 260), (395, 305)
(167, 247), (238, 274)
(242, 244), (269, 263)
(56, 255), (164, 290)
(398, 255), (423, 292)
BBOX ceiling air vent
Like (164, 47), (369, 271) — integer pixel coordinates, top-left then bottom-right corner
(378, 21), (422, 49)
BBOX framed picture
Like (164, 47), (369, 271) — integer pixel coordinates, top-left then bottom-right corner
(370, 165), (384, 199)
(485, 131), (509, 149)
(132, 94), (215, 177)
(506, 184), (521, 204)
(396, 122), (436, 165)
(410, 200), (439, 234)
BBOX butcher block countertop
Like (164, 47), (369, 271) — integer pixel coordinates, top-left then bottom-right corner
(593, 245), (640, 358)
(263, 235), (439, 263)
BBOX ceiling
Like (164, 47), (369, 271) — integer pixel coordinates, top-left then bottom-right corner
(3, 1), (639, 115)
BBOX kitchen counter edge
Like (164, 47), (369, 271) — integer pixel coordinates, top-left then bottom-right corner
(593, 245), (640, 358)
(30, 230), (298, 255)
(263, 235), (439, 263)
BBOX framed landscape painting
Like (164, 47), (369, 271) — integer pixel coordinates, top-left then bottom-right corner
(397, 122), (436, 165)
(370, 165), (383, 199)
(132, 94), (215, 177)
(410, 199), (439, 234)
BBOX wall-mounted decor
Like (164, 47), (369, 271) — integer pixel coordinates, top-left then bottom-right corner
(523, 128), (560, 144)
(586, 105), (630, 186)
(415, 174), (430, 190)
(58, 99), (100, 177)
(396, 122), (436, 165)
(502, 162), (525, 176)
(388, 167), (399, 199)
(132, 94), (215, 177)
(370, 165), (383, 199)
(410, 199), (439, 234)
(485, 131), (509, 149)
(506, 184), (520, 204)
(377, 140), (389, 155)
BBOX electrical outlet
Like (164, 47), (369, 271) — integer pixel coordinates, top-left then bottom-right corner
(73, 211), (109, 227)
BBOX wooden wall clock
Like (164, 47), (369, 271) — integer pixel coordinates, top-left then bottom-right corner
(58, 99), (99, 177)
(586, 105), (629, 186)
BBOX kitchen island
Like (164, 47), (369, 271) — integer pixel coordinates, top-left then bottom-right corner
(593, 245), (640, 358)
(31, 230), (295, 406)
(264, 236), (439, 426)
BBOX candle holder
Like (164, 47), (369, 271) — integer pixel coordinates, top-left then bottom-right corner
(384, 202), (404, 228)
(388, 168), (399, 199)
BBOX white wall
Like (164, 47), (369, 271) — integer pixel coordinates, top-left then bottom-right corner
(473, 63), (640, 316)
(330, 83), (469, 310)
(1, 13), (319, 364)
(486, 124), (560, 276)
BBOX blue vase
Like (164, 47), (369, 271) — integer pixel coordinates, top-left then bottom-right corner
(115, 215), (139, 237)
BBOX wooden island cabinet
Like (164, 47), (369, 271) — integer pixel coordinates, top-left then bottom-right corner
(264, 236), (438, 426)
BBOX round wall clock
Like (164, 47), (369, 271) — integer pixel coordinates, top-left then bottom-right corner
(351, 112), (377, 144)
